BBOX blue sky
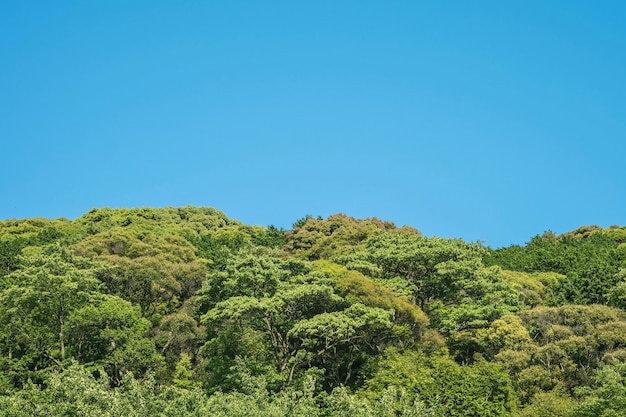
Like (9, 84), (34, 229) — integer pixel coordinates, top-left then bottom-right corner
(2, 1), (625, 248)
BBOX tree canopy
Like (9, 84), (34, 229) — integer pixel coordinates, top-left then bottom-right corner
(0, 208), (624, 416)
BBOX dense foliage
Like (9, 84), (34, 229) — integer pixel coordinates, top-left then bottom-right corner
(0, 207), (624, 416)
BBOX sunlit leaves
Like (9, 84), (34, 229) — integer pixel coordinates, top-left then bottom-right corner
(363, 349), (517, 417)
(284, 214), (413, 261)
(0, 245), (162, 387)
(486, 230), (624, 305)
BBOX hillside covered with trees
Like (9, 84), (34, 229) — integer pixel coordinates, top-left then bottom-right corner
(0, 207), (624, 416)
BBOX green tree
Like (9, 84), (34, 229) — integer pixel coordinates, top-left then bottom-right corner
(199, 250), (412, 391)
(485, 229), (623, 305)
(339, 233), (487, 313)
(172, 353), (201, 389)
(514, 388), (577, 417)
(0, 246), (102, 368)
(572, 362), (626, 417)
(363, 349), (517, 416)
(284, 214), (412, 261)
(0, 245), (163, 387)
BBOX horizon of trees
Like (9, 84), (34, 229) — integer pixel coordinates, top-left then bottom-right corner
(0, 207), (624, 416)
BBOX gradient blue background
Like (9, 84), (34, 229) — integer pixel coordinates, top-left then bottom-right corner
(2, 1), (625, 247)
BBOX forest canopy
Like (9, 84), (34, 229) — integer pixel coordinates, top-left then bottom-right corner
(0, 207), (624, 416)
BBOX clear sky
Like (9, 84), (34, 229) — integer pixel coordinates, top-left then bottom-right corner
(2, 1), (625, 248)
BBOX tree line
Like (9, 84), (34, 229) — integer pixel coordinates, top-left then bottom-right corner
(0, 207), (624, 416)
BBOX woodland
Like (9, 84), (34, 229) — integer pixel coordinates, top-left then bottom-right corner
(0, 206), (624, 416)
